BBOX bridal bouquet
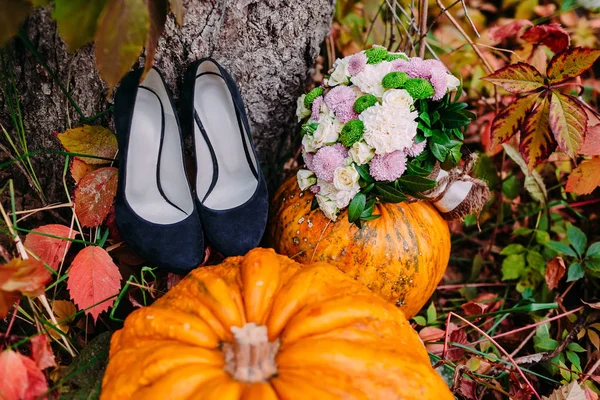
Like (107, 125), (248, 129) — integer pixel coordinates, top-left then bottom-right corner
(296, 45), (475, 224)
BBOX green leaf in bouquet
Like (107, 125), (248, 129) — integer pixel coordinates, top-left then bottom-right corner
(354, 163), (374, 183)
(311, 197), (318, 211)
(430, 130), (452, 146)
(418, 122), (434, 137)
(431, 111), (441, 126)
(430, 143), (448, 162)
(348, 192), (366, 223)
(448, 144), (462, 165)
(397, 175), (437, 192)
(361, 182), (375, 193)
(406, 162), (432, 177)
(440, 111), (472, 129)
(420, 111), (431, 127)
(374, 183), (407, 203)
(360, 214), (381, 221)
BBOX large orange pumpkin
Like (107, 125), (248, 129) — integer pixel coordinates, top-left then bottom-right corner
(101, 248), (453, 399)
(267, 175), (451, 318)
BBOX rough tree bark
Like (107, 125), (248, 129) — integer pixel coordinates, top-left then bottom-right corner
(0, 0), (334, 210)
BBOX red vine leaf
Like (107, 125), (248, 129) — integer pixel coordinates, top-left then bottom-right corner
(547, 47), (600, 85)
(545, 257), (566, 290)
(566, 158), (600, 195)
(482, 62), (545, 93)
(74, 167), (118, 227)
(548, 92), (587, 158)
(55, 125), (117, 165)
(488, 20), (532, 42)
(30, 334), (57, 370)
(24, 224), (77, 271)
(94, 0), (149, 91)
(0, 350), (48, 400)
(143, 0), (168, 77)
(519, 96), (556, 170)
(490, 93), (539, 147)
(67, 246), (122, 322)
(579, 124), (600, 156)
(522, 23), (570, 53)
(0, 258), (51, 297)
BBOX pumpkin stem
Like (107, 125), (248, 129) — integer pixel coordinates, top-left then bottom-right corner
(222, 322), (280, 383)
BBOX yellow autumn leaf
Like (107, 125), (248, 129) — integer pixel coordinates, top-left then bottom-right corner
(55, 125), (118, 165)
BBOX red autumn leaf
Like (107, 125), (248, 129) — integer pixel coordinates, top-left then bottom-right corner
(546, 257), (566, 290)
(566, 157), (600, 195)
(24, 224), (77, 271)
(0, 350), (48, 400)
(519, 96), (556, 170)
(0, 291), (20, 320)
(461, 301), (489, 316)
(490, 93), (539, 147)
(30, 335), (56, 370)
(547, 47), (600, 85)
(482, 62), (545, 93)
(522, 23), (570, 53)
(0, 258), (51, 318)
(104, 206), (121, 242)
(549, 92), (587, 158)
(74, 167), (118, 228)
(419, 326), (446, 342)
(67, 246), (122, 322)
(70, 158), (99, 184)
(580, 124), (600, 156)
(585, 385), (599, 400)
(488, 19), (533, 42)
(447, 328), (468, 362)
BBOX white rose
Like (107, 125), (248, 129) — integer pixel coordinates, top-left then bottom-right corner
(297, 169), (316, 191)
(302, 133), (319, 153)
(335, 188), (360, 209)
(383, 89), (414, 109)
(333, 165), (360, 192)
(446, 73), (460, 91)
(312, 115), (341, 149)
(296, 94), (311, 122)
(316, 194), (339, 221)
(328, 57), (350, 86)
(348, 141), (375, 165)
(350, 62), (392, 98)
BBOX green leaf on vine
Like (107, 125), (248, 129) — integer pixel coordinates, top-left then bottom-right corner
(547, 47), (600, 85)
(53, 0), (108, 51)
(548, 92), (587, 158)
(482, 62), (545, 93)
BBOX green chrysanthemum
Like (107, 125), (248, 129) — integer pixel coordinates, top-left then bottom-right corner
(385, 52), (409, 61)
(382, 72), (409, 89)
(340, 120), (365, 147)
(365, 46), (388, 64)
(353, 94), (378, 113)
(403, 78), (435, 100)
(304, 87), (324, 107)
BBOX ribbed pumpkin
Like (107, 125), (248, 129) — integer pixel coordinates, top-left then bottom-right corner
(101, 248), (453, 400)
(267, 175), (451, 318)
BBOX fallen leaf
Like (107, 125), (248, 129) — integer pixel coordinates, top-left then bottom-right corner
(53, 0), (108, 51)
(24, 224), (77, 271)
(51, 299), (77, 339)
(462, 301), (489, 316)
(166, 272), (182, 289)
(67, 246), (122, 322)
(542, 381), (586, 400)
(55, 125), (117, 165)
(566, 158), (600, 195)
(447, 328), (468, 362)
(580, 124), (600, 156)
(70, 158), (99, 184)
(143, 0), (168, 77)
(488, 19), (533, 42)
(482, 62), (545, 93)
(549, 92), (587, 158)
(74, 167), (118, 227)
(582, 300), (600, 309)
(522, 23), (571, 53)
(30, 335), (57, 370)
(94, 0), (150, 91)
(0, 350), (48, 400)
(547, 47), (600, 85)
(419, 326), (446, 342)
(546, 257), (566, 290)
(585, 385), (599, 400)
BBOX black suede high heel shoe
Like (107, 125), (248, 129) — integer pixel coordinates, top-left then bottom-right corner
(180, 58), (268, 257)
(114, 67), (204, 273)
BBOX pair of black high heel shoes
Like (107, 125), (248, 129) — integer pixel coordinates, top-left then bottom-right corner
(114, 58), (268, 274)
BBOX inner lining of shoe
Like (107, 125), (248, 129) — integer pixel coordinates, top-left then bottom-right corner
(125, 68), (194, 224)
(193, 61), (259, 210)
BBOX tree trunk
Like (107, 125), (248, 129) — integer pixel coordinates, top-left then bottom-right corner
(0, 0), (333, 211)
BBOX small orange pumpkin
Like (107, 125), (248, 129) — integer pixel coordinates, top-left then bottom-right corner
(101, 248), (453, 399)
(267, 175), (451, 318)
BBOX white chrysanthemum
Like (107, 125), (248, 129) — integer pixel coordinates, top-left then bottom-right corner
(382, 89), (414, 109)
(328, 57), (350, 86)
(350, 62), (392, 98)
(296, 94), (311, 121)
(360, 102), (419, 155)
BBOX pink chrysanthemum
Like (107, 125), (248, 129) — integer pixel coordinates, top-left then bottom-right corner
(303, 150), (315, 170)
(310, 185), (320, 194)
(429, 68), (449, 101)
(348, 52), (368, 76)
(312, 144), (348, 182)
(310, 96), (323, 121)
(391, 57), (430, 79)
(325, 86), (357, 123)
(369, 150), (407, 181)
(406, 140), (427, 158)
(335, 102), (359, 123)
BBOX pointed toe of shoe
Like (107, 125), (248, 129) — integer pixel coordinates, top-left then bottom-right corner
(115, 204), (204, 274)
